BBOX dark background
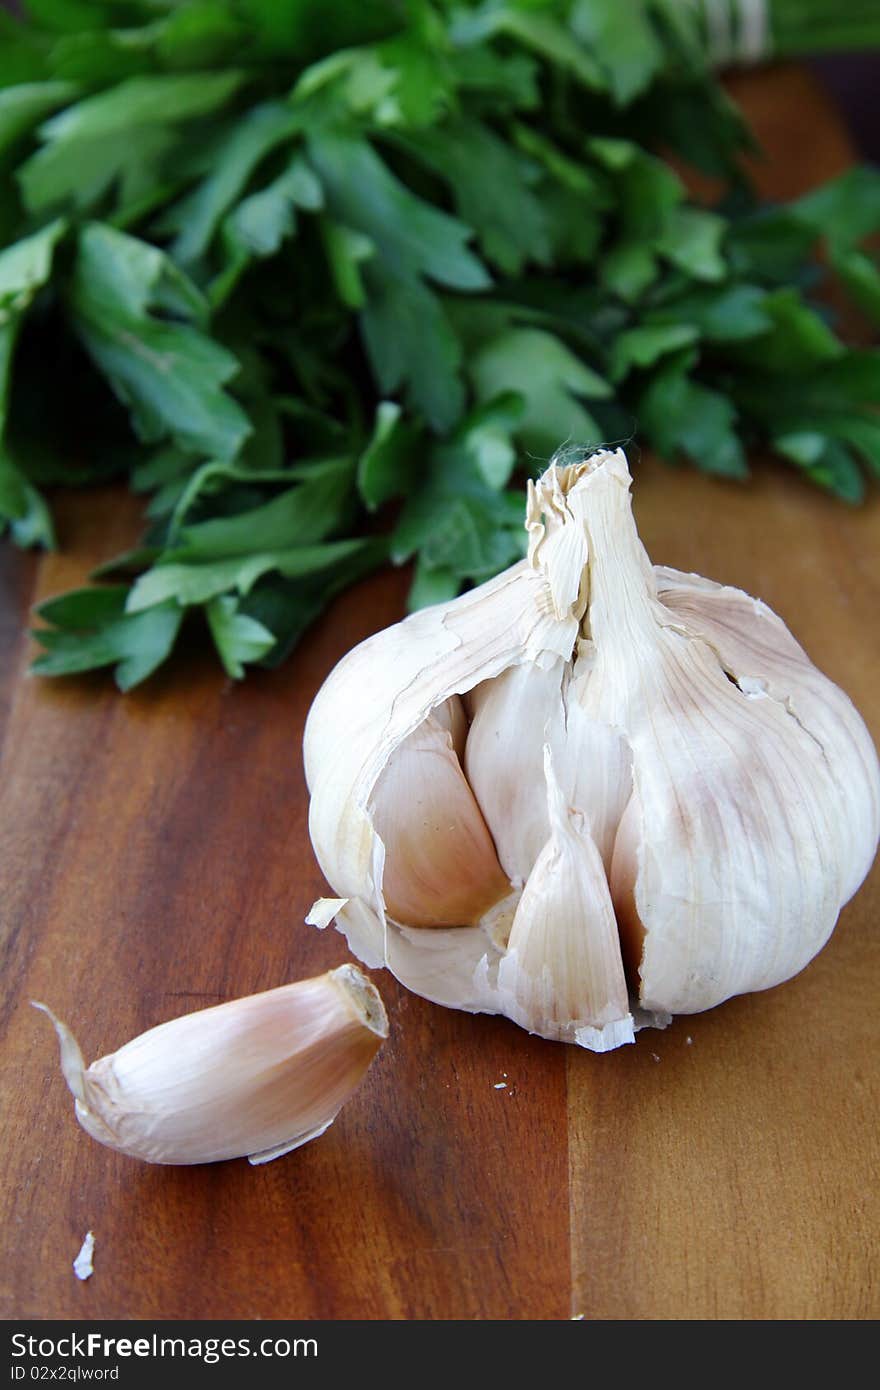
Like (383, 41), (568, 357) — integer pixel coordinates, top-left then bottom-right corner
(813, 55), (880, 162)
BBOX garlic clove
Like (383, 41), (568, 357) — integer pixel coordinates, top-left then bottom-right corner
(369, 707), (510, 927)
(464, 661), (564, 885)
(464, 654), (632, 887)
(34, 965), (387, 1165)
(608, 788), (646, 984)
(627, 658), (843, 1016)
(655, 564), (880, 904)
(496, 748), (633, 1049)
(558, 678), (632, 875)
(432, 692), (469, 761)
(248, 1118), (336, 1166)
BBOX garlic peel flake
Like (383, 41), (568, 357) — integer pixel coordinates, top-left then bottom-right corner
(73, 1232), (95, 1282)
(304, 449), (880, 1048)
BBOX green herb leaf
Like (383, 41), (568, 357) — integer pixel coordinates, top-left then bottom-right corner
(463, 5), (605, 92)
(774, 432), (864, 502)
(320, 219), (374, 310)
(237, 536), (388, 667)
(206, 593), (275, 678)
(727, 288), (842, 373)
(222, 152), (321, 265)
(829, 245), (880, 326)
(407, 557), (461, 611)
(640, 357), (747, 478)
(361, 260), (465, 430)
(460, 391), (524, 490)
(469, 325), (611, 455)
(795, 166), (880, 252)
(161, 101), (301, 264)
(656, 208), (726, 281)
(609, 322), (699, 382)
(168, 457), (355, 556)
(18, 71), (245, 213)
(395, 118), (551, 276)
(726, 207), (816, 283)
(570, 0), (664, 105)
(0, 217), (67, 547)
(0, 449), (55, 547)
(32, 592), (183, 690)
(0, 79), (79, 156)
(357, 400), (417, 510)
(0, 218), (67, 429)
(127, 537), (372, 611)
(307, 129), (490, 292)
(68, 221), (251, 460)
(391, 399), (528, 580)
(644, 283), (770, 341)
(599, 240), (657, 302)
(1, 0), (877, 689)
(35, 584), (129, 627)
(37, 70), (245, 144)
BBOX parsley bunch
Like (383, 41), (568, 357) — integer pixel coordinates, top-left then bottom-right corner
(1, 1), (879, 687)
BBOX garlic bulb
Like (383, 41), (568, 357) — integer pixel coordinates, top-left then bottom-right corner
(304, 449), (879, 1050)
(35, 965), (387, 1164)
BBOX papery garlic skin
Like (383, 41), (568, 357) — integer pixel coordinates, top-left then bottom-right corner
(653, 566), (880, 905)
(35, 965), (387, 1165)
(495, 748), (634, 1049)
(464, 663), (563, 886)
(304, 449), (880, 1048)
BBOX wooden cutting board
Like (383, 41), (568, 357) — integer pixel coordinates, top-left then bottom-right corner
(1, 65), (877, 1321)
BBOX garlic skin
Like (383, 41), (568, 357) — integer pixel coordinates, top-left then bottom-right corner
(35, 965), (387, 1164)
(304, 449), (880, 1048)
(495, 748), (633, 1051)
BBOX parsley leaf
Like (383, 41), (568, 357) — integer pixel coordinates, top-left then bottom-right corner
(469, 325), (611, 455)
(32, 586), (184, 690)
(206, 593), (275, 678)
(0, 218), (67, 546)
(0, 0), (876, 687)
(67, 222), (251, 460)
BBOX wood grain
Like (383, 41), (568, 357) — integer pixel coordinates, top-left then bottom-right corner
(0, 491), (569, 1321)
(568, 453), (880, 1320)
(1, 66), (877, 1321)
